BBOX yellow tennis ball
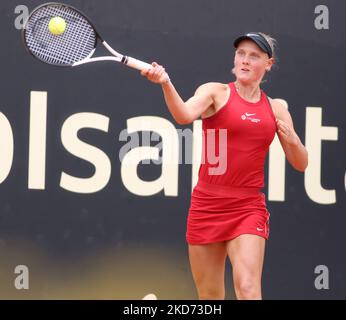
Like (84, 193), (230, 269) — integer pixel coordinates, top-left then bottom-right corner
(48, 17), (66, 35)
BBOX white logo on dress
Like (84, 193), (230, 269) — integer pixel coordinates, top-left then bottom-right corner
(241, 113), (261, 123)
(257, 227), (264, 232)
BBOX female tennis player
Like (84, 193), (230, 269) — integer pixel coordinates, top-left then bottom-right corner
(141, 32), (308, 300)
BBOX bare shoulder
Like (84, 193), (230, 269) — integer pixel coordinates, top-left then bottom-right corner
(195, 82), (228, 95)
(268, 97), (289, 117)
(268, 97), (294, 125)
(197, 82), (230, 118)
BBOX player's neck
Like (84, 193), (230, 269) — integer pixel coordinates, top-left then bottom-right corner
(234, 81), (261, 102)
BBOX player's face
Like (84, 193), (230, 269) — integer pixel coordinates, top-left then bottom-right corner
(233, 40), (272, 84)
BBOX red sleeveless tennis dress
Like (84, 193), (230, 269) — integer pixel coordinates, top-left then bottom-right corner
(186, 82), (277, 244)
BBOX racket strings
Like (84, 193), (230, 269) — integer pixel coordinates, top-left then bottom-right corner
(25, 5), (96, 66)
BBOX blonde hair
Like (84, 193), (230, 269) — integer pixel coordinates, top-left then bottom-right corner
(258, 32), (277, 61)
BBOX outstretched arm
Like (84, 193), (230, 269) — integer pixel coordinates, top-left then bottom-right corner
(141, 62), (214, 125)
(270, 99), (308, 172)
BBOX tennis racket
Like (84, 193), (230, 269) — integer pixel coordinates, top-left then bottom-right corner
(22, 2), (157, 73)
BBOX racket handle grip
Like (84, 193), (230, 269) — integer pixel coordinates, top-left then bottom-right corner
(123, 56), (152, 71)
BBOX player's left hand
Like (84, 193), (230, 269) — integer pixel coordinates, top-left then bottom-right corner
(276, 118), (298, 145)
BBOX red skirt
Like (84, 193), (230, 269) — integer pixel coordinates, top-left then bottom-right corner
(186, 180), (270, 244)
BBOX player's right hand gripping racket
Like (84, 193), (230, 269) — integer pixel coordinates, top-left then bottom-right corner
(22, 2), (162, 75)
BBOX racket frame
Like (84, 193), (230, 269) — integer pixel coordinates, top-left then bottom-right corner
(22, 2), (153, 71)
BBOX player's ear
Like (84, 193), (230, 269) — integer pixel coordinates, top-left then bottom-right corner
(266, 58), (275, 72)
